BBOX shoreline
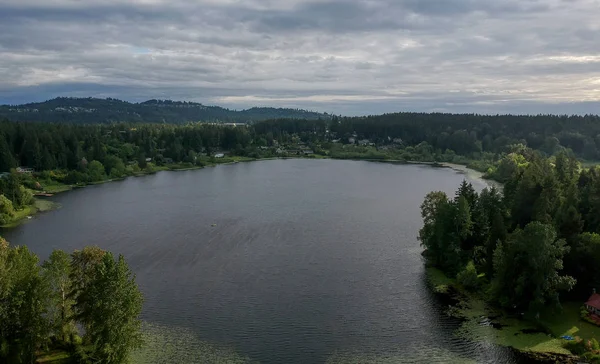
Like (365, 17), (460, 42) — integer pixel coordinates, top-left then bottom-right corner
(1, 156), (491, 228)
(425, 267), (587, 363)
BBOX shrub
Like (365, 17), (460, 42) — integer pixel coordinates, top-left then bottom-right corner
(457, 261), (479, 291)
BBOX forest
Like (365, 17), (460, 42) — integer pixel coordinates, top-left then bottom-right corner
(0, 243), (143, 363)
(419, 150), (600, 360)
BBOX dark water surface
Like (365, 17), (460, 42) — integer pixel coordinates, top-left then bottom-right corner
(3, 160), (526, 363)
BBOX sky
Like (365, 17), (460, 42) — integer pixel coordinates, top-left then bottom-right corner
(0, 0), (599, 115)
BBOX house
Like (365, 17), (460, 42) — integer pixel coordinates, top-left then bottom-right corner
(145, 158), (152, 162)
(392, 138), (403, 144)
(348, 137), (356, 144)
(302, 149), (314, 155)
(286, 149), (301, 155)
(276, 148), (284, 154)
(585, 292), (600, 316)
(164, 157), (174, 164)
(214, 153), (225, 158)
(16, 167), (34, 174)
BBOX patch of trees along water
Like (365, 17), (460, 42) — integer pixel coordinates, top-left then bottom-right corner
(420, 152), (600, 361)
(0, 243), (143, 364)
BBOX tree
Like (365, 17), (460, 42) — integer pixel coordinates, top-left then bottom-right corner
(0, 194), (15, 225)
(80, 253), (143, 363)
(0, 137), (16, 172)
(0, 244), (49, 363)
(42, 250), (76, 343)
(419, 191), (465, 274)
(419, 191), (450, 266)
(70, 246), (106, 330)
(455, 180), (477, 208)
(104, 155), (126, 179)
(492, 222), (575, 313)
(569, 233), (600, 297)
(87, 160), (106, 181)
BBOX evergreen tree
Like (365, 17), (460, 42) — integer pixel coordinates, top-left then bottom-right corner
(492, 222), (575, 313)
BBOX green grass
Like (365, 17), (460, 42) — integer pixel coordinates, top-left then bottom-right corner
(36, 350), (71, 363)
(43, 184), (72, 194)
(427, 267), (571, 355)
(541, 302), (600, 340)
(426, 267), (455, 294)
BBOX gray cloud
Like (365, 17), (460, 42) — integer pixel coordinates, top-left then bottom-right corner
(0, 0), (599, 115)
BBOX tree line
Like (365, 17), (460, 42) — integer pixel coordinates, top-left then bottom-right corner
(419, 150), (600, 314)
(331, 113), (600, 160)
(0, 242), (143, 363)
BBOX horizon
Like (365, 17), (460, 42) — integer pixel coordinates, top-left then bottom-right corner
(3, 96), (600, 118)
(1, 0), (599, 116)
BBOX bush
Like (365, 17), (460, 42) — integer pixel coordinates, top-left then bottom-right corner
(457, 261), (479, 291)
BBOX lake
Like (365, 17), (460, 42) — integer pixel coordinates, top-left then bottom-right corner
(2, 159), (527, 363)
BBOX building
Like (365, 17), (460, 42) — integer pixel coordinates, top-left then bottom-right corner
(302, 149), (314, 155)
(585, 292), (600, 316)
(16, 167), (34, 174)
(214, 153), (225, 158)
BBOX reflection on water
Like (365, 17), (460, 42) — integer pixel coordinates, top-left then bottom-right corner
(2, 160), (524, 363)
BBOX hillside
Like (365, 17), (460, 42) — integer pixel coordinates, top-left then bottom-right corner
(0, 97), (330, 124)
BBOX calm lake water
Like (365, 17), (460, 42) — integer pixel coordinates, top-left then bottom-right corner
(3, 159), (527, 363)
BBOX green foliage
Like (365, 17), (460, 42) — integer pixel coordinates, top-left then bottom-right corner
(456, 261), (479, 291)
(418, 191), (465, 274)
(1, 239), (144, 364)
(79, 253), (144, 363)
(42, 250), (76, 343)
(87, 160), (106, 181)
(0, 194), (15, 225)
(492, 222), (575, 313)
(0, 243), (50, 363)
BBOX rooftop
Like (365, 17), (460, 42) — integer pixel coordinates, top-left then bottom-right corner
(586, 293), (600, 309)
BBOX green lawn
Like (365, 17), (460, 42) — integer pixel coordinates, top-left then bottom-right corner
(541, 301), (600, 340)
(426, 267), (455, 294)
(42, 183), (72, 194)
(36, 350), (71, 363)
(425, 267), (576, 355)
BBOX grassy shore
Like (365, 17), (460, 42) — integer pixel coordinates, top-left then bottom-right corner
(426, 267), (597, 360)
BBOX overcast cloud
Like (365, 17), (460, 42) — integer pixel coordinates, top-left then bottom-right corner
(0, 0), (599, 115)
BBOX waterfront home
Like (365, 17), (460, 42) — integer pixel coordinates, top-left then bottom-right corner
(214, 153), (225, 158)
(16, 167), (34, 174)
(585, 292), (600, 317)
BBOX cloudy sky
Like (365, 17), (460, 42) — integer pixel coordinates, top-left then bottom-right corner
(0, 0), (599, 115)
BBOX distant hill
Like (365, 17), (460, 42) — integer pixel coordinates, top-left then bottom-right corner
(0, 97), (330, 124)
